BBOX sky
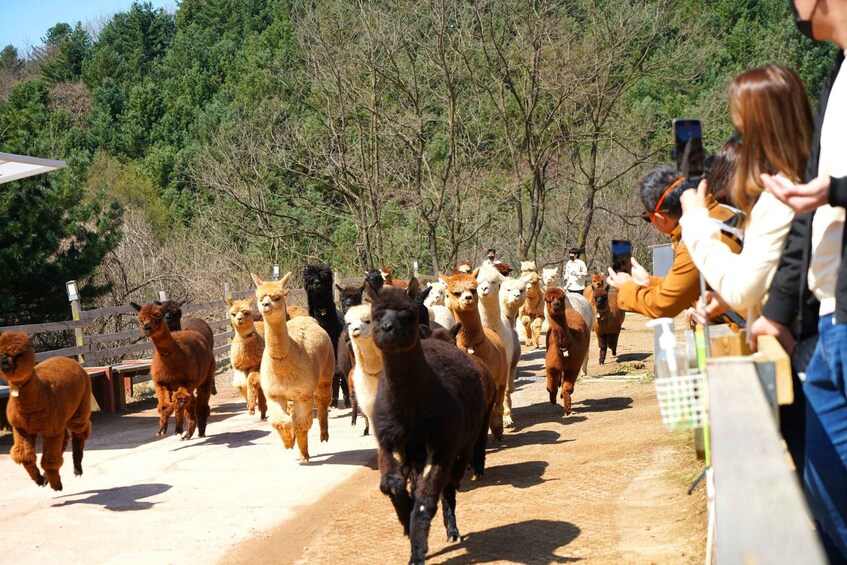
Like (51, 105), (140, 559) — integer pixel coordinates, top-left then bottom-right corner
(0, 0), (176, 53)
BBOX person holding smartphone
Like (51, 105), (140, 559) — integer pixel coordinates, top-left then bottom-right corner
(606, 166), (742, 319)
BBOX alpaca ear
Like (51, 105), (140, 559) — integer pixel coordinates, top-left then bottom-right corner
(226, 298), (234, 307)
(279, 272), (292, 288)
(251, 273), (264, 287)
(247, 296), (255, 306)
(449, 323), (463, 341)
(471, 267), (480, 278)
(406, 277), (421, 299)
(335, 284), (344, 292)
(154, 300), (162, 306)
(419, 285), (432, 302)
(357, 284), (365, 294)
(438, 273), (449, 285)
(130, 302), (142, 312)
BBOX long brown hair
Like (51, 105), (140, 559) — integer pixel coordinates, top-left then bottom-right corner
(729, 64), (813, 215)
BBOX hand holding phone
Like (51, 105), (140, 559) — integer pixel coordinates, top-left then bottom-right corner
(611, 239), (632, 275)
(673, 118), (704, 180)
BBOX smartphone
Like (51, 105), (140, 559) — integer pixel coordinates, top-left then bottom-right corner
(672, 118), (704, 179)
(611, 239), (632, 274)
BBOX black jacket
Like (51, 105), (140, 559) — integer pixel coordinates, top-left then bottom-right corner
(762, 53), (847, 335)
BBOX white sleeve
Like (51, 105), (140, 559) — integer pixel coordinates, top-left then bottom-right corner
(679, 192), (794, 311)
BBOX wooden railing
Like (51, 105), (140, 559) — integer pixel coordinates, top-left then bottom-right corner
(0, 272), (437, 414)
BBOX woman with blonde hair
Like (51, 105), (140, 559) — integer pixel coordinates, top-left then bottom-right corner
(679, 64), (814, 321)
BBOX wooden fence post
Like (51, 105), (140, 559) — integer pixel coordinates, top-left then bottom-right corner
(66, 280), (85, 364)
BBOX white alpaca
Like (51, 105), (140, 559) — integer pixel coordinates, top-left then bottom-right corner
(345, 304), (382, 438)
(476, 265), (520, 428)
(425, 281), (455, 328)
(541, 267), (561, 290)
(564, 292), (594, 377)
(520, 260), (537, 275)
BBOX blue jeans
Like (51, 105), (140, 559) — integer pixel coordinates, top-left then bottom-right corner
(804, 314), (847, 562)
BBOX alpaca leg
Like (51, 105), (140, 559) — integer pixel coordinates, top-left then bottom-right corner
(247, 371), (260, 415)
(155, 384), (173, 436)
(40, 433), (66, 491)
(315, 368), (333, 443)
(363, 414), (370, 436)
(582, 347), (590, 377)
(183, 394), (197, 440)
(195, 372), (214, 438)
(292, 399), (313, 462)
(532, 318), (543, 350)
(68, 417), (91, 477)
(410, 465), (448, 564)
(268, 399), (295, 450)
(503, 362), (518, 428)
(11, 428), (45, 487)
(489, 385), (506, 441)
(547, 368), (562, 405)
(331, 370), (341, 408)
(351, 396), (359, 426)
(598, 334), (608, 365)
(521, 316), (533, 347)
(561, 375), (576, 415)
(472, 404), (492, 480)
(174, 404), (184, 436)
(337, 369), (351, 408)
(609, 332), (620, 357)
(442, 458), (467, 540)
(378, 447), (413, 536)
(257, 385), (268, 421)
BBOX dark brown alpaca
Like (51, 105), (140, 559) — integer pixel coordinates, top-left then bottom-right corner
(544, 288), (591, 415)
(131, 302), (216, 439)
(157, 299), (218, 395)
(1, 332), (91, 491)
(370, 280), (493, 565)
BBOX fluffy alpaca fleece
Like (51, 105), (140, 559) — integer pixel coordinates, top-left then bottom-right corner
(369, 281), (492, 564)
(476, 265), (521, 428)
(564, 292), (594, 376)
(172, 387), (195, 436)
(227, 297), (267, 419)
(541, 267), (561, 289)
(453, 258), (474, 274)
(441, 272), (508, 440)
(518, 272), (545, 349)
(520, 260), (537, 275)
(304, 264), (348, 408)
(1, 332), (91, 491)
(132, 302), (216, 439)
(345, 304), (382, 437)
(500, 277), (527, 327)
(253, 272), (334, 462)
(544, 288), (591, 415)
(157, 299), (217, 395)
(425, 281), (456, 328)
(380, 267), (408, 288)
(587, 280), (626, 365)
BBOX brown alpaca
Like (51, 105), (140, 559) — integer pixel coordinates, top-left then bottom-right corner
(228, 297), (267, 419)
(544, 288), (591, 415)
(252, 272), (334, 462)
(380, 267), (408, 288)
(518, 271), (545, 349)
(441, 272), (509, 440)
(132, 302), (216, 439)
(587, 281), (626, 365)
(157, 299), (218, 395)
(1, 332), (91, 491)
(582, 273), (605, 303)
(452, 259), (474, 275)
(172, 386), (195, 436)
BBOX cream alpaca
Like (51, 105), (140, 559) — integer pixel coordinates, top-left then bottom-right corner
(252, 272), (334, 462)
(227, 297), (267, 419)
(345, 304), (383, 437)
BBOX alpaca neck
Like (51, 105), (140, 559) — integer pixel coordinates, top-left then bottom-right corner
(501, 301), (520, 326)
(452, 306), (485, 349)
(150, 325), (177, 357)
(263, 310), (291, 358)
(382, 344), (428, 390)
(235, 323), (258, 339)
(478, 293), (502, 331)
(351, 336), (383, 377)
(9, 371), (48, 411)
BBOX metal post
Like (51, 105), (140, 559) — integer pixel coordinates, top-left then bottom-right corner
(158, 290), (169, 302)
(66, 280), (84, 364)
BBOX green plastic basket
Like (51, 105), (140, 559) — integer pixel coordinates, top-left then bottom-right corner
(654, 372), (707, 430)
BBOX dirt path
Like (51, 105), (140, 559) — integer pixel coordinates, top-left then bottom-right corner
(227, 312), (707, 564)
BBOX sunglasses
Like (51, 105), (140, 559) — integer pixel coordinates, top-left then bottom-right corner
(642, 177), (685, 223)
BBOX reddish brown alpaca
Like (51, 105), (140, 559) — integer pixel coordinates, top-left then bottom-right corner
(172, 387), (195, 436)
(441, 272), (508, 440)
(587, 281), (626, 365)
(544, 288), (591, 415)
(132, 302), (216, 439)
(380, 267), (409, 288)
(1, 332), (91, 491)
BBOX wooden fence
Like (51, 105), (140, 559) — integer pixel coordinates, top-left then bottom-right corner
(0, 272), (436, 415)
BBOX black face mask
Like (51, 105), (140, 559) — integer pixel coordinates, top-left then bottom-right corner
(790, 1), (818, 40)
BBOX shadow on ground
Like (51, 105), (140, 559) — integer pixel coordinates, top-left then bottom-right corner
(428, 519), (582, 564)
(170, 429), (271, 451)
(52, 483), (172, 511)
(572, 397), (633, 413)
(615, 352), (651, 363)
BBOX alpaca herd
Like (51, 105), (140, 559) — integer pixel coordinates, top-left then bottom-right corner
(1, 259), (630, 564)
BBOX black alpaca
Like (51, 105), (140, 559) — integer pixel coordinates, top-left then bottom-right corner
(304, 264), (349, 408)
(370, 279), (493, 565)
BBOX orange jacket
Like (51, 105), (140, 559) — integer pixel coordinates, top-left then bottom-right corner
(617, 196), (742, 318)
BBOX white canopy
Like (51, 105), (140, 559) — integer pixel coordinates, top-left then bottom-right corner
(0, 151), (66, 185)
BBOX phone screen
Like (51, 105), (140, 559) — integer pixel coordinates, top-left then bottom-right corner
(673, 119), (704, 179)
(611, 240), (632, 274)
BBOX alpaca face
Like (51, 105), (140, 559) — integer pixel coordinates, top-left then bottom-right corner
(338, 285), (364, 314)
(0, 332), (36, 385)
(155, 299), (186, 331)
(542, 267), (560, 287)
(476, 265), (503, 299)
(544, 287), (568, 317)
(500, 279), (527, 310)
(252, 272), (292, 319)
(345, 305), (373, 341)
(364, 270), (385, 293)
(445, 274), (479, 312)
(523, 272), (541, 298)
(371, 288), (419, 353)
(228, 298), (256, 331)
(304, 265), (334, 297)
(592, 284), (610, 311)
(425, 282), (446, 307)
(456, 260), (473, 274)
(134, 304), (167, 338)
(520, 260), (537, 274)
